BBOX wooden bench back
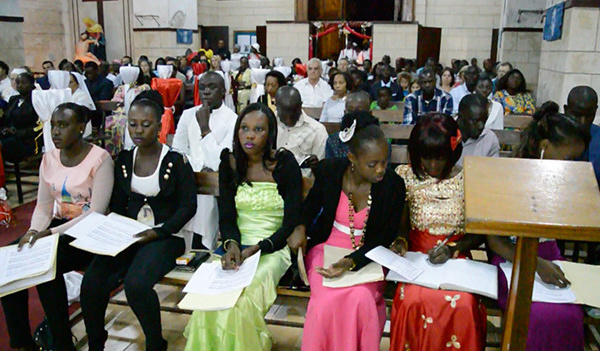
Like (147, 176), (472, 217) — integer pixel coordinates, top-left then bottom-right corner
(372, 109), (404, 123)
(390, 144), (409, 164)
(97, 100), (119, 113)
(381, 124), (413, 140)
(303, 107), (323, 120)
(393, 101), (404, 110)
(504, 114), (533, 130)
(492, 129), (522, 158)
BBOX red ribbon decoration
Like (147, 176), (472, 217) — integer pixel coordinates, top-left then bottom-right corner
(151, 78), (183, 144)
(450, 129), (462, 151)
(309, 22), (372, 60)
(191, 63), (207, 106)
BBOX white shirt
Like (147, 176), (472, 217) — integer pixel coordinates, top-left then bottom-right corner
(0, 77), (16, 101)
(172, 103), (238, 172)
(338, 48), (358, 63)
(449, 83), (471, 114)
(486, 100), (504, 130)
(319, 97), (346, 123)
(277, 112), (328, 164)
(172, 103), (237, 249)
(293, 78), (333, 108)
(457, 128), (500, 167)
(131, 144), (169, 197)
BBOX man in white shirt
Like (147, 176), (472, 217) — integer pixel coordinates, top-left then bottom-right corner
(172, 71), (238, 250)
(275, 86), (328, 170)
(450, 65), (480, 115)
(456, 94), (500, 167)
(0, 61), (16, 102)
(475, 76), (504, 130)
(293, 58), (333, 108)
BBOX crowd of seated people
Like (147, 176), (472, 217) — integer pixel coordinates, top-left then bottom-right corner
(1, 40), (600, 351)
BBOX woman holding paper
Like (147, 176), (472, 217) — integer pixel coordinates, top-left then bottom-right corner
(287, 111), (406, 351)
(389, 113), (487, 351)
(80, 90), (197, 351)
(183, 102), (302, 351)
(1, 102), (113, 351)
(487, 106), (588, 351)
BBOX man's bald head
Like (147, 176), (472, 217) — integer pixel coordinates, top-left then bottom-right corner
(565, 86), (598, 130)
(276, 86), (303, 127)
(345, 91), (371, 113)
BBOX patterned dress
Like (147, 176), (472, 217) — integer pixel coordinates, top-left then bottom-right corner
(493, 89), (535, 116)
(390, 165), (487, 351)
(183, 182), (291, 351)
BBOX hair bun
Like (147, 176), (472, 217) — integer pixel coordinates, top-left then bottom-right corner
(533, 100), (559, 122)
(340, 111), (379, 132)
(133, 90), (164, 111)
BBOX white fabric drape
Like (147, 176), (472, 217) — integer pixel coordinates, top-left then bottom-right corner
(157, 65), (173, 79)
(248, 59), (261, 69)
(48, 70), (70, 89)
(32, 88), (72, 152)
(250, 68), (269, 103)
(274, 66), (292, 78)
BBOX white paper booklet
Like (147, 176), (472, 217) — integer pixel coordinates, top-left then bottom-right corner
(183, 250), (260, 296)
(500, 261), (600, 308)
(386, 251), (498, 299)
(64, 212), (149, 256)
(0, 234), (59, 297)
(366, 246), (424, 281)
(178, 289), (244, 311)
(322, 245), (384, 288)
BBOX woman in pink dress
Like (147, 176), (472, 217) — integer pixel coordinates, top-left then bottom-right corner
(288, 111), (406, 351)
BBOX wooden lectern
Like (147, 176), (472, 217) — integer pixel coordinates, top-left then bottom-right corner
(463, 156), (600, 351)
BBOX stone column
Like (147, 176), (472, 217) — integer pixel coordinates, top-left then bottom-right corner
(537, 3), (600, 121)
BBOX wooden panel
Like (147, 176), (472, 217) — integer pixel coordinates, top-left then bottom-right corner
(493, 129), (521, 147)
(303, 107), (323, 119)
(390, 144), (409, 164)
(295, 0), (309, 21)
(372, 110), (403, 123)
(504, 114), (533, 130)
(313, 0), (343, 20)
(381, 124), (413, 140)
(256, 26), (267, 57)
(316, 26), (344, 60)
(491, 28), (499, 63)
(321, 122), (341, 135)
(195, 171), (219, 196)
(200, 26), (229, 50)
(464, 156), (600, 240)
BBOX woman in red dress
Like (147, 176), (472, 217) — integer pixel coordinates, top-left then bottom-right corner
(390, 113), (487, 351)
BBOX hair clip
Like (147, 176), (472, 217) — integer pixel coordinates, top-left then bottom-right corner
(450, 129), (462, 151)
(339, 119), (357, 143)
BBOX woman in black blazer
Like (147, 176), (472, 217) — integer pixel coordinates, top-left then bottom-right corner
(258, 70), (287, 113)
(288, 111), (406, 351)
(80, 91), (197, 351)
(0, 73), (41, 162)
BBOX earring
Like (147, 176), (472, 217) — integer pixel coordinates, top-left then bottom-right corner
(351, 163), (355, 172)
(540, 148), (545, 160)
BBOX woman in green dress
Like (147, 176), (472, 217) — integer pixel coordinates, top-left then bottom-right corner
(183, 102), (303, 350)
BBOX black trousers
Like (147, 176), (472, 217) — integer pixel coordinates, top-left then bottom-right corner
(80, 236), (184, 351)
(1, 223), (94, 350)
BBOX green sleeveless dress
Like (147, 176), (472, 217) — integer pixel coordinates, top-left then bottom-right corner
(184, 182), (292, 351)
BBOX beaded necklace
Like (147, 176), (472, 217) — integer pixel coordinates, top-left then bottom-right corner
(347, 191), (371, 250)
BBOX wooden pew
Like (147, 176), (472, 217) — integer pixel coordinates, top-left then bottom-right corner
(372, 109), (404, 124)
(393, 101), (404, 111)
(321, 122), (341, 135)
(303, 107), (323, 120)
(504, 114), (533, 130)
(492, 129), (522, 158)
(390, 145), (409, 164)
(381, 124), (413, 140)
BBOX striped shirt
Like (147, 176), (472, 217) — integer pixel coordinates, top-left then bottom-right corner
(403, 88), (453, 125)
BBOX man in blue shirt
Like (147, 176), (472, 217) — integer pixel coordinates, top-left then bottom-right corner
(403, 69), (453, 125)
(565, 86), (599, 184)
(84, 61), (113, 103)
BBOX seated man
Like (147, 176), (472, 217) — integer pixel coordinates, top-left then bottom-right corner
(276, 86), (328, 171)
(36, 60), (54, 90)
(293, 58), (333, 108)
(565, 86), (599, 184)
(450, 65), (479, 114)
(370, 64), (402, 102)
(456, 94), (500, 167)
(326, 91), (371, 159)
(172, 71), (238, 250)
(403, 69), (453, 125)
(84, 61), (113, 103)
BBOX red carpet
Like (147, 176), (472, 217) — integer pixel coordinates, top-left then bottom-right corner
(0, 201), (81, 350)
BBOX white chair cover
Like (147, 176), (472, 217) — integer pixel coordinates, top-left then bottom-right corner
(213, 71), (235, 111)
(10, 68), (26, 77)
(274, 57), (284, 67)
(32, 88), (72, 152)
(230, 53), (242, 72)
(274, 66), (292, 78)
(70, 72), (95, 111)
(250, 68), (270, 103)
(220, 60), (231, 74)
(248, 59), (261, 69)
(120, 66), (139, 85)
(48, 70), (70, 89)
(157, 65), (173, 79)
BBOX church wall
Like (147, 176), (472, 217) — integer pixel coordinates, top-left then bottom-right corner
(372, 23), (419, 62)
(499, 31), (542, 95)
(0, 0), (25, 71)
(266, 22), (309, 66)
